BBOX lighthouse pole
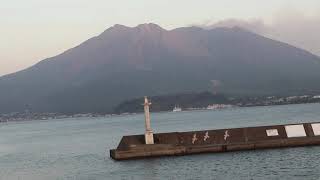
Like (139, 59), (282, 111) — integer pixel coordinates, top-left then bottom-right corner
(143, 96), (154, 144)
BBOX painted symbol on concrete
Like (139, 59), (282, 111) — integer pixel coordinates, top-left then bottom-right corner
(192, 133), (198, 144)
(204, 131), (210, 141)
(224, 130), (230, 140)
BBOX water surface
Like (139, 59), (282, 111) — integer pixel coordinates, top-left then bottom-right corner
(1, 103), (320, 180)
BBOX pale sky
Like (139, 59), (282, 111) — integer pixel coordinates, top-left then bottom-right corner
(1, 0), (320, 76)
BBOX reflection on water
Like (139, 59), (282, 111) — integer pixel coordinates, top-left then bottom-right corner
(1, 103), (320, 180)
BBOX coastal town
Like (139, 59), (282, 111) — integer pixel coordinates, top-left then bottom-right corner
(1, 94), (320, 123)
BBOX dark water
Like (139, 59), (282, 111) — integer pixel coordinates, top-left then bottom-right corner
(1, 103), (320, 180)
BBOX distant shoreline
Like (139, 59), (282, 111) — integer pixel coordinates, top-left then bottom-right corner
(1, 101), (320, 123)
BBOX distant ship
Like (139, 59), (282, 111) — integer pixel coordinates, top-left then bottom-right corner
(172, 105), (182, 112)
(207, 104), (233, 110)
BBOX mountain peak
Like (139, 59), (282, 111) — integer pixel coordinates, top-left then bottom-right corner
(135, 23), (165, 32)
(108, 24), (131, 31)
(102, 23), (165, 36)
(101, 24), (130, 35)
(113, 24), (129, 29)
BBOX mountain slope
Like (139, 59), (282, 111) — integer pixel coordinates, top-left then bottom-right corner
(1, 23), (320, 114)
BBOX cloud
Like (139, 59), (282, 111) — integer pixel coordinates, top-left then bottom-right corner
(201, 11), (320, 56)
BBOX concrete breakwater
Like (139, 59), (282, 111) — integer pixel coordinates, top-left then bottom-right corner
(110, 122), (320, 160)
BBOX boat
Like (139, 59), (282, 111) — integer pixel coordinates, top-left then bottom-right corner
(172, 105), (182, 112)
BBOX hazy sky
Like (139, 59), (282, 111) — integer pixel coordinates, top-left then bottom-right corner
(1, 0), (320, 76)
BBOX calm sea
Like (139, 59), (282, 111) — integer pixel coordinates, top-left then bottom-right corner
(1, 103), (320, 180)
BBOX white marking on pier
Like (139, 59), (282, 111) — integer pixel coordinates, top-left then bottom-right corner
(266, 129), (279, 136)
(204, 131), (210, 141)
(311, 123), (320, 136)
(224, 130), (230, 140)
(192, 133), (198, 144)
(285, 124), (306, 138)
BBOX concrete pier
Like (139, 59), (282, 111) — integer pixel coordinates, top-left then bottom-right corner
(110, 122), (320, 160)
